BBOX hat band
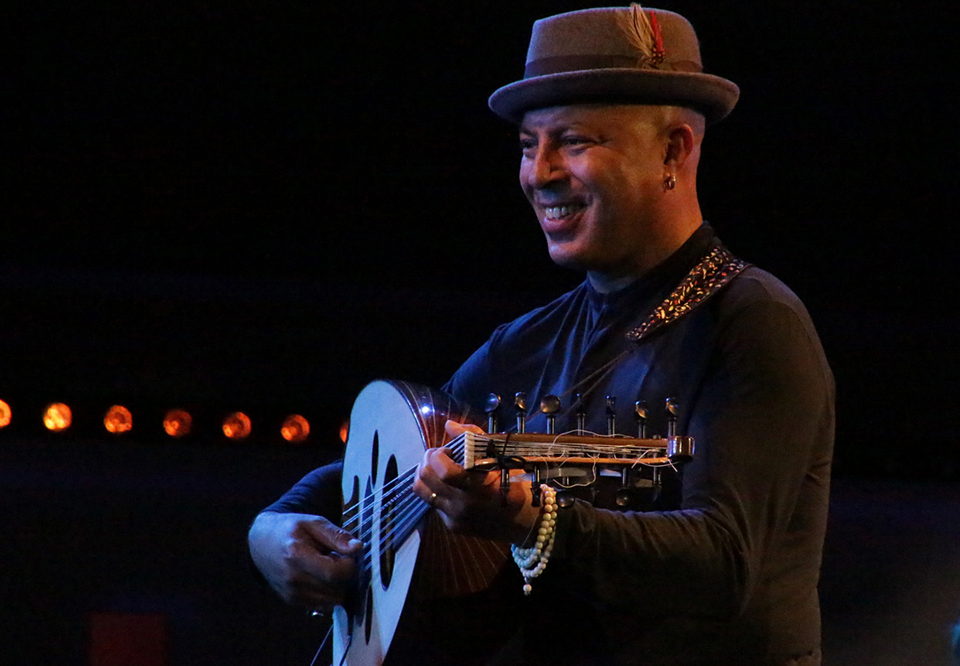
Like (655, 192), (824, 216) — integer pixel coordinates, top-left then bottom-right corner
(524, 54), (702, 78)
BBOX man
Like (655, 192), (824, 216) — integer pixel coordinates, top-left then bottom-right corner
(249, 6), (834, 665)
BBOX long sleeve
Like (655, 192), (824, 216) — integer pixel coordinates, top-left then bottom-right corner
(261, 460), (344, 520)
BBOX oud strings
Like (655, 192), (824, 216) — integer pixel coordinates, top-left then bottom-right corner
(338, 429), (675, 582)
(340, 434), (470, 580)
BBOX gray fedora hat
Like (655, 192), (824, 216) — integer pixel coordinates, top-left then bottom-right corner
(489, 5), (739, 124)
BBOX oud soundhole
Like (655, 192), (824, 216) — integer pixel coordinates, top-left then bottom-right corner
(353, 476), (374, 633)
(370, 431), (379, 486)
(363, 585), (374, 645)
(361, 477), (374, 565)
(379, 455), (399, 590)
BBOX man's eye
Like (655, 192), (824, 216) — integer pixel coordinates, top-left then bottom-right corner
(562, 136), (590, 146)
(519, 140), (536, 154)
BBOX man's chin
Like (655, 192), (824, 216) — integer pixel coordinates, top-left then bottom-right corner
(546, 244), (592, 272)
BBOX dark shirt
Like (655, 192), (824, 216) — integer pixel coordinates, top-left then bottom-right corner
(265, 226), (834, 666)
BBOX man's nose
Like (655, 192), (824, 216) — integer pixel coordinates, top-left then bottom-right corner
(527, 146), (565, 189)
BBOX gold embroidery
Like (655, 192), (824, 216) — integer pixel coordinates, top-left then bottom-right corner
(626, 245), (748, 343)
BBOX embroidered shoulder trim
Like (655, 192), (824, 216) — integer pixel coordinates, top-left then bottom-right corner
(625, 244), (749, 343)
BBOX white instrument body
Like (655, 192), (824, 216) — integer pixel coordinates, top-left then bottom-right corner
(333, 381), (430, 666)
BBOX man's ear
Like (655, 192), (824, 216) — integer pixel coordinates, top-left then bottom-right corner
(664, 124), (696, 167)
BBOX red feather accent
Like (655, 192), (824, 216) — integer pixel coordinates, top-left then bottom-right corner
(649, 11), (666, 64)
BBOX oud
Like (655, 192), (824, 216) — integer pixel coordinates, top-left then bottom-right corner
(331, 379), (693, 666)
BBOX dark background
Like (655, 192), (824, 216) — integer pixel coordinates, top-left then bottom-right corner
(1, 1), (958, 664)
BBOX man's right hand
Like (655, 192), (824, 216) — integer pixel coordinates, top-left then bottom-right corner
(247, 511), (363, 611)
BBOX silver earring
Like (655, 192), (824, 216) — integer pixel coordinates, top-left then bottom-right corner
(663, 174), (676, 191)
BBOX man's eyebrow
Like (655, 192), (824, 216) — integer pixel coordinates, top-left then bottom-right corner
(519, 124), (568, 137)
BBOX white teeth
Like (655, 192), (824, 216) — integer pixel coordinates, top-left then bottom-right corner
(545, 206), (574, 220)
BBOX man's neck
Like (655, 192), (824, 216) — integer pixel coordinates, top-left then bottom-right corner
(587, 217), (703, 294)
(586, 271), (640, 294)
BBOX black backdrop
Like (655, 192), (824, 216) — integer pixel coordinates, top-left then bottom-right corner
(2, 2), (959, 664)
(5, 1), (959, 463)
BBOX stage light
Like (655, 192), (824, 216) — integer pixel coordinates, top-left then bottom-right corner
(280, 414), (310, 443)
(222, 412), (251, 440)
(339, 419), (349, 444)
(43, 403), (72, 432)
(104, 405), (133, 434)
(0, 400), (10, 428)
(163, 409), (192, 438)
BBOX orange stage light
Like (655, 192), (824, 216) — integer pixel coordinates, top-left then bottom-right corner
(222, 412), (252, 440)
(0, 400), (10, 428)
(163, 409), (192, 438)
(339, 419), (350, 444)
(43, 403), (73, 432)
(104, 405), (133, 434)
(280, 414), (310, 443)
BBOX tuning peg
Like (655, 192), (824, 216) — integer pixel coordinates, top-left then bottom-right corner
(485, 393), (501, 433)
(515, 392), (527, 434)
(665, 397), (679, 437)
(574, 393), (586, 434)
(616, 468), (632, 507)
(540, 395), (561, 435)
(531, 469), (543, 508)
(634, 400), (648, 438)
(605, 395), (617, 436)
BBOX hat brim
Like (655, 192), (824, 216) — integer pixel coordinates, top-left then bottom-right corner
(488, 68), (740, 125)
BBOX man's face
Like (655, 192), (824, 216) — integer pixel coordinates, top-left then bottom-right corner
(519, 104), (668, 281)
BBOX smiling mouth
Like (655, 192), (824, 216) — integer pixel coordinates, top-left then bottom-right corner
(543, 204), (585, 220)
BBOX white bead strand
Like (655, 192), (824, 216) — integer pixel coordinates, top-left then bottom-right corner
(510, 484), (558, 595)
